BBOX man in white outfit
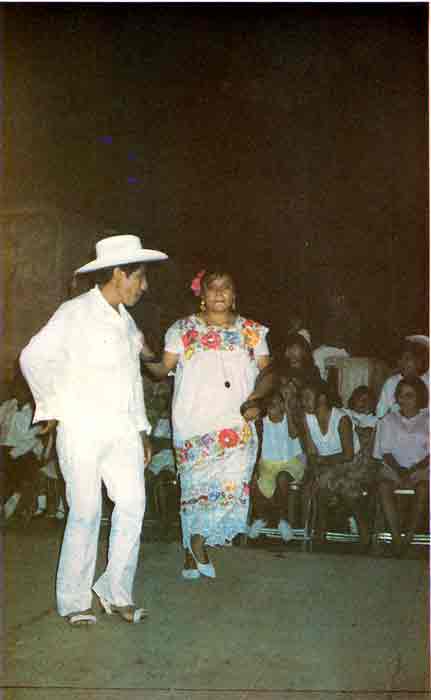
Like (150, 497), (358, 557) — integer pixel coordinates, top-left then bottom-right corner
(20, 234), (167, 625)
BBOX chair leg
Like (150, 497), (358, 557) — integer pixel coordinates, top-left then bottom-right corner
(371, 492), (386, 556)
(302, 490), (316, 553)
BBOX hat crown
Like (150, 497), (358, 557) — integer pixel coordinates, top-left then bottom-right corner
(95, 235), (142, 261)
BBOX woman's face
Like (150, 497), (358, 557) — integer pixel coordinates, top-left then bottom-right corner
(397, 384), (419, 417)
(202, 275), (235, 314)
(285, 343), (304, 369)
(301, 387), (316, 414)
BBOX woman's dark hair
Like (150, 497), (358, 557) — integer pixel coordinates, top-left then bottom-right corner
(86, 262), (145, 288)
(274, 332), (319, 387)
(301, 379), (343, 409)
(201, 269), (235, 293)
(394, 376), (429, 409)
(348, 385), (376, 411)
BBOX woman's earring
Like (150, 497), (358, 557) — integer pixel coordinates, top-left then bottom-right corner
(200, 298), (206, 312)
(232, 298), (236, 311)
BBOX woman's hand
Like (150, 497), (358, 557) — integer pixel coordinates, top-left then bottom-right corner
(240, 393), (263, 422)
(240, 400), (262, 422)
(38, 419), (58, 435)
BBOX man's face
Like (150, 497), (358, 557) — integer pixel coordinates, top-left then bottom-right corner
(117, 265), (148, 307)
(399, 351), (419, 378)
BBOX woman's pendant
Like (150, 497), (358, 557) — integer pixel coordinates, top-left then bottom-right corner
(224, 381), (231, 389)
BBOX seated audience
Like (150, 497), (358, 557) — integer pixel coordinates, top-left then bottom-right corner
(376, 337), (429, 418)
(248, 383), (306, 542)
(1, 369), (63, 520)
(300, 380), (375, 548)
(373, 376), (429, 556)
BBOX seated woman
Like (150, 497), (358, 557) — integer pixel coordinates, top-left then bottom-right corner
(376, 337), (429, 418)
(277, 332), (321, 387)
(300, 380), (374, 548)
(248, 380), (306, 542)
(373, 376), (429, 555)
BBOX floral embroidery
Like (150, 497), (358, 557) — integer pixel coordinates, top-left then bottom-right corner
(175, 423), (252, 472)
(175, 316), (264, 363)
(242, 327), (260, 349)
(218, 428), (239, 449)
(183, 329), (199, 348)
(201, 331), (222, 350)
(181, 481), (250, 509)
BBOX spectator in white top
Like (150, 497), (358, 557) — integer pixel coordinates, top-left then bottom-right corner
(376, 338), (429, 418)
(300, 380), (374, 549)
(373, 376), (429, 556)
(20, 234), (167, 625)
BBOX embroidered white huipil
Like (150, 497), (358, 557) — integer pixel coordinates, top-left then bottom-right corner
(20, 286), (150, 616)
(165, 315), (269, 548)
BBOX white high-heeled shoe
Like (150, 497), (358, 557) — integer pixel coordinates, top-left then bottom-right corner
(189, 548), (216, 578)
(181, 568), (201, 580)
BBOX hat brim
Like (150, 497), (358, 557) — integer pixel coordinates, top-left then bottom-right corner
(75, 249), (168, 274)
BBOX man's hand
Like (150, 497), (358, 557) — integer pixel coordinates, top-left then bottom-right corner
(38, 419), (58, 435)
(141, 432), (152, 468)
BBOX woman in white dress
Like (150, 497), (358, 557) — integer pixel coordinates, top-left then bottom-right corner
(145, 269), (272, 579)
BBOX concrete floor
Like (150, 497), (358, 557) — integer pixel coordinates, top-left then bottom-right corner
(2, 520), (429, 700)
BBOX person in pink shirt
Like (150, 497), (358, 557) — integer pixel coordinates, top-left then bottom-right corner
(373, 376), (429, 556)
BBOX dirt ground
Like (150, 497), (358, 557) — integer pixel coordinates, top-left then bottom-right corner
(2, 518), (429, 700)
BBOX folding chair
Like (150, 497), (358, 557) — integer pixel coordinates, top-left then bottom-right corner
(303, 480), (373, 553)
(372, 486), (430, 554)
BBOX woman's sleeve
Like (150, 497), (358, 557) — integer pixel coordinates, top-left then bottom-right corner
(254, 325), (270, 358)
(164, 321), (183, 355)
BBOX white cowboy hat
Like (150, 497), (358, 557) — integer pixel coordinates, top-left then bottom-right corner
(75, 234), (168, 274)
(405, 334), (429, 347)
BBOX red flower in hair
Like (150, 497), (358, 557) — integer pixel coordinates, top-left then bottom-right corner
(191, 269), (206, 296)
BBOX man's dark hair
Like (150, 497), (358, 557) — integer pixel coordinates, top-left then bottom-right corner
(88, 262), (144, 287)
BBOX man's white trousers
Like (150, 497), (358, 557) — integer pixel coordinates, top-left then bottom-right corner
(55, 417), (146, 616)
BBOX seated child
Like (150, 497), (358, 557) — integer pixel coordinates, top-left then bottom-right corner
(248, 382), (306, 542)
(346, 385), (378, 454)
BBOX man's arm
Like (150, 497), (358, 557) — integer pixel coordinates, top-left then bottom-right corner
(20, 305), (71, 425)
(143, 351), (179, 380)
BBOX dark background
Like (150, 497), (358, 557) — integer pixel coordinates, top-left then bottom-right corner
(4, 3), (429, 360)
